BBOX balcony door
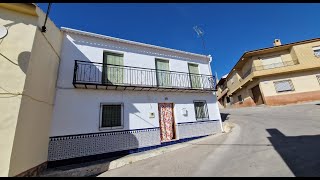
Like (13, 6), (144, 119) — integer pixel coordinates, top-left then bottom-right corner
(156, 59), (171, 87)
(102, 51), (124, 85)
(188, 63), (201, 88)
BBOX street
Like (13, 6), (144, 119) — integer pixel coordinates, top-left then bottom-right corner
(98, 102), (320, 177)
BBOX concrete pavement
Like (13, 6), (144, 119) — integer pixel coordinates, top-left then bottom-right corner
(99, 102), (320, 177)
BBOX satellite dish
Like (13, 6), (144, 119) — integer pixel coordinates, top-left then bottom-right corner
(0, 25), (8, 39)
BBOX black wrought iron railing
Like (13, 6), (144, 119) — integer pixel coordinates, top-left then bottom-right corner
(73, 60), (216, 91)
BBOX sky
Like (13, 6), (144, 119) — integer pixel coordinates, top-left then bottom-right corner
(37, 3), (320, 79)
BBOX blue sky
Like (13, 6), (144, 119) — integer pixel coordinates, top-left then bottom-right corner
(37, 3), (320, 78)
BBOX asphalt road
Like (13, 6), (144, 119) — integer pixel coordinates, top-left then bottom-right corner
(99, 102), (320, 177)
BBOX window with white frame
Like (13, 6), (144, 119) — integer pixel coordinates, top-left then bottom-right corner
(100, 103), (123, 129)
(313, 47), (320, 58)
(274, 80), (295, 93)
(194, 100), (209, 120)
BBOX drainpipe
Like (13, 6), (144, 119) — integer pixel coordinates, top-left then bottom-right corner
(208, 55), (225, 132)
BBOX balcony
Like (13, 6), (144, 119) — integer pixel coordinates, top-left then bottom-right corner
(241, 59), (299, 79)
(252, 59), (299, 71)
(73, 60), (216, 93)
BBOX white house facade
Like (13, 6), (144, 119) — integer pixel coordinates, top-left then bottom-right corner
(48, 27), (222, 166)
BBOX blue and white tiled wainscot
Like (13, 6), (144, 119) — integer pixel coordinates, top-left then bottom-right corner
(48, 128), (161, 162)
(47, 120), (220, 167)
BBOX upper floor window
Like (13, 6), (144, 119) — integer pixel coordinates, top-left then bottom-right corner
(312, 46), (320, 58)
(274, 80), (295, 93)
(188, 63), (201, 88)
(102, 51), (124, 85)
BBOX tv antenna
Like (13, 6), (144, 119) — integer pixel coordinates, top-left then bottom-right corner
(193, 25), (206, 51)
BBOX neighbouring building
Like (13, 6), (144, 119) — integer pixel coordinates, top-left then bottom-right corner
(216, 74), (229, 108)
(47, 27), (223, 167)
(217, 38), (320, 108)
(0, 3), (62, 177)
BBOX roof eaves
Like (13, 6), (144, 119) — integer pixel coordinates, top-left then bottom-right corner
(61, 27), (210, 60)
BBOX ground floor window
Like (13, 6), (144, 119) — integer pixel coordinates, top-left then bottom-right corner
(100, 103), (123, 130)
(274, 80), (295, 93)
(194, 100), (209, 120)
(238, 95), (243, 103)
(317, 75), (320, 85)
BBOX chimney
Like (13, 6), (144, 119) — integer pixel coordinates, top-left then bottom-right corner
(273, 39), (281, 46)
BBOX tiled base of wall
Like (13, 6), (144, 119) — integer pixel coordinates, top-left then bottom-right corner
(48, 120), (220, 167)
(177, 120), (220, 139)
(48, 128), (161, 161)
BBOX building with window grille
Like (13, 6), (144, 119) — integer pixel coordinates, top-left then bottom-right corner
(216, 38), (320, 108)
(48, 27), (223, 167)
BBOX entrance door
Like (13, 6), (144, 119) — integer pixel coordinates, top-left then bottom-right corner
(251, 85), (264, 105)
(158, 103), (176, 142)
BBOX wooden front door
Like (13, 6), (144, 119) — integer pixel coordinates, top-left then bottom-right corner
(251, 85), (264, 105)
(158, 103), (176, 142)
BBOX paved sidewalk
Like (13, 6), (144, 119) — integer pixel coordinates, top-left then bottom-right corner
(99, 102), (320, 177)
(41, 126), (231, 177)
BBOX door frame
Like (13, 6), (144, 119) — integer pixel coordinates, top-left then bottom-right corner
(158, 102), (178, 142)
(251, 84), (265, 105)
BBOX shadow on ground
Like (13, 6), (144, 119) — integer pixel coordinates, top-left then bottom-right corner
(220, 113), (230, 122)
(266, 128), (320, 177)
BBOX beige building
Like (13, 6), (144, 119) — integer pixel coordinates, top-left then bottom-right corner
(217, 38), (320, 108)
(0, 3), (61, 176)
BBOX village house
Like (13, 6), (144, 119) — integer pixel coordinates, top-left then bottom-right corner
(0, 3), (222, 176)
(217, 38), (320, 108)
(47, 27), (223, 167)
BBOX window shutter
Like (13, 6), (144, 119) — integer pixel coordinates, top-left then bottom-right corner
(156, 59), (170, 87)
(188, 64), (201, 88)
(274, 80), (294, 92)
(103, 52), (124, 85)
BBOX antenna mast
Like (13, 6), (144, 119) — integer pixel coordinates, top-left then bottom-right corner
(193, 25), (206, 53)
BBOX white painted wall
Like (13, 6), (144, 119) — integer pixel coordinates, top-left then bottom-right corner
(51, 31), (221, 137)
(51, 90), (220, 136)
